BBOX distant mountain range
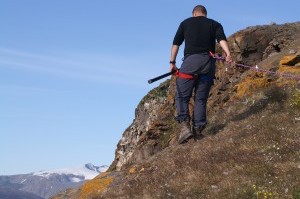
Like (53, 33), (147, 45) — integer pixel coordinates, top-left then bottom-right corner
(0, 163), (108, 199)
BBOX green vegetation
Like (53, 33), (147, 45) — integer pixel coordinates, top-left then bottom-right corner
(138, 79), (171, 107)
(290, 89), (300, 108)
(158, 117), (177, 148)
(293, 187), (300, 199)
(217, 185), (256, 199)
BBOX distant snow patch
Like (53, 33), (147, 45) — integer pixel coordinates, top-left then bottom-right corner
(33, 163), (108, 181)
(71, 177), (82, 183)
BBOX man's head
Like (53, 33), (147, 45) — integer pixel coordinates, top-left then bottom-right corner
(192, 5), (207, 17)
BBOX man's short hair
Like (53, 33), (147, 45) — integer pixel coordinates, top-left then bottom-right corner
(192, 5), (207, 16)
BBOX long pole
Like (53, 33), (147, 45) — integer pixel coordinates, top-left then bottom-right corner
(148, 70), (176, 84)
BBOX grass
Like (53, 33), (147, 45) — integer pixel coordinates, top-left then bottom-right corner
(293, 187), (300, 199)
(138, 79), (170, 107)
(290, 89), (300, 108)
(216, 185), (257, 199)
(74, 80), (300, 199)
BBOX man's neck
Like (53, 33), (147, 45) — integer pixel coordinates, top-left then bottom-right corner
(193, 13), (206, 17)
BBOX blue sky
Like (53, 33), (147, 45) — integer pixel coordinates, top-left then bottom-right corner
(1, 0), (299, 175)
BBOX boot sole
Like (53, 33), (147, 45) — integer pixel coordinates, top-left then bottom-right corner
(178, 132), (193, 144)
(194, 134), (205, 141)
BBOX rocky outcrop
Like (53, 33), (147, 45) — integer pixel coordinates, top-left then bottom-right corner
(109, 80), (177, 171)
(226, 22), (299, 65)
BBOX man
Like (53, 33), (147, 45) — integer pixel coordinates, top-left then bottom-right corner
(170, 5), (232, 144)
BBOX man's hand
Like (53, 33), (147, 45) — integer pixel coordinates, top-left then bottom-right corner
(226, 54), (232, 64)
(170, 63), (178, 72)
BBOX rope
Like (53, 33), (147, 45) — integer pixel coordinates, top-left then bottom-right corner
(209, 52), (300, 81)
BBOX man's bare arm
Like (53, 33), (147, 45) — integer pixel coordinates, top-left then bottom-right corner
(219, 40), (232, 63)
(170, 45), (179, 71)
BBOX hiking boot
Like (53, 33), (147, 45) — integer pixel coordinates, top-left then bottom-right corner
(193, 125), (206, 140)
(178, 121), (193, 144)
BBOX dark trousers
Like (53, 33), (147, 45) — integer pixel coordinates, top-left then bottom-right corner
(176, 77), (212, 127)
(175, 53), (214, 127)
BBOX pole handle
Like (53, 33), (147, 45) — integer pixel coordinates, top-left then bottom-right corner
(148, 70), (176, 84)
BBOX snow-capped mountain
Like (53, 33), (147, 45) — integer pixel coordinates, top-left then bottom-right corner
(0, 163), (108, 199)
(33, 163), (107, 182)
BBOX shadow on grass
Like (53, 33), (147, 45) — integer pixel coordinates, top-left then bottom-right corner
(206, 124), (227, 135)
(232, 86), (287, 121)
(207, 85), (288, 135)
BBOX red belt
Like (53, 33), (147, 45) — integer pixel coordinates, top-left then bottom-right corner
(175, 70), (196, 79)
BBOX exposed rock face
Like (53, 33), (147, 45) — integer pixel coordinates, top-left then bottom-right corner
(109, 80), (177, 171)
(109, 22), (300, 172)
(227, 22), (299, 65)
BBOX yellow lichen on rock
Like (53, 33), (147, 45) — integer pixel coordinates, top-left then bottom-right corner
(79, 172), (113, 199)
(129, 166), (136, 174)
(235, 76), (269, 98)
(276, 65), (300, 86)
(235, 56), (300, 98)
(274, 54), (300, 86)
(279, 54), (300, 66)
(277, 65), (300, 75)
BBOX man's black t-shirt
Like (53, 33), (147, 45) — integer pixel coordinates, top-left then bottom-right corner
(173, 16), (227, 56)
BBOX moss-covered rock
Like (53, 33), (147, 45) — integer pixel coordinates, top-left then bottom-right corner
(79, 172), (113, 199)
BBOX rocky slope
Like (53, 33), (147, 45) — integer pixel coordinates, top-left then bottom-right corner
(52, 22), (300, 199)
(108, 22), (300, 172)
